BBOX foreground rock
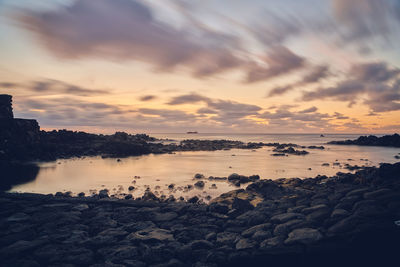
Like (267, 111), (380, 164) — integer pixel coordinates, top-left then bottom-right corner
(0, 163), (399, 266)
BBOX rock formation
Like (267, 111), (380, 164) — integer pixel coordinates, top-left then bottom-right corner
(0, 94), (40, 160)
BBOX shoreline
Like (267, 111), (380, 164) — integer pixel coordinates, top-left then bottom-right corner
(1, 162), (399, 266)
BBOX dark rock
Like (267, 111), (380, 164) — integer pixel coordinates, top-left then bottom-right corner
(128, 228), (174, 243)
(232, 198), (253, 213)
(284, 228), (323, 245)
(99, 189), (109, 198)
(194, 173), (205, 179)
(235, 238), (257, 250)
(188, 196), (199, 203)
(194, 181), (205, 188)
(271, 212), (305, 224)
(189, 240), (214, 250)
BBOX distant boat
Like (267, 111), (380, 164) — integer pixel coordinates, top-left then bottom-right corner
(187, 131), (198, 134)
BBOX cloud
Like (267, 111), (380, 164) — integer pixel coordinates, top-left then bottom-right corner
(18, 0), (245, 78)
(167, 93), (210, 105)
(302, 80), (365, 101)
(331, 0), (397, 42)
(4, 79), (109, 96)
(246, 46), (306, 83)
(299, 106), (318, 113)
(139, 95), (157, 102)
(301, 65), (330, 84)
(349, 62), (400, 82)
(302, 61), (400, 112)
(267, 85), (293, 97)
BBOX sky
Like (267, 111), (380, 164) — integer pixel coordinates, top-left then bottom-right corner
(0, 0), (400, 133)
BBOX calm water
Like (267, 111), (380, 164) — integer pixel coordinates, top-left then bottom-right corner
(9, 134), (400, 201)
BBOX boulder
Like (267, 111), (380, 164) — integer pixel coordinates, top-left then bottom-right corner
(284, 228), (323, 245)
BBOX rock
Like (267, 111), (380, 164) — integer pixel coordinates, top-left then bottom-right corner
(330, 209), (350, 219)
(252, 230), (272, 241)
(189, 240), (214, 250)
(363, 188), (391, 199)
(99, 189), (109, 198)
(194, 181), (205, 188)
(302, 204), (329, 215)
(78, 192), (85, 197)
(142, 191), (159, 201)
(6, 212), (30, 222)
(194, 173), (205, 179)
(284, 228), (323, 245)
(152, 212), (178, 222)
(98, 245), (139, 262)
(273, 219), (304, 236)
(232, 198), (253, 213)
(188, 196), (199, 203)
(346, 188), (369, 197)
(260, 236), (284, 249)
(327, 216), (361, 234)
(209, 203), (229, 214)
(72, 204), (89, 211)
(235, 238), (257, 250)
(97, 228), (129, 239)
(128, 186), (135, 191)
(128, 228), (174, 243)
(216, 232), (239, 246)
(271, 212), (305, 224)
(168, 184), (175, 189)
(241, 223), (272, 237)
(125, 194), (133, 199)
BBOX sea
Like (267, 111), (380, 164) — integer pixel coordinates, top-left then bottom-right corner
(9, 133), (400, 202)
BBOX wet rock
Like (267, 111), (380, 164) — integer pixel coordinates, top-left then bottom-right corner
(194, 181), (205, 188)
(216, 232), (239, 246)
(232, 198), (253, 213)
(142, 191), (159, 201)
(72, 204), (89, 211)
(271, 212), (305, 224)
(260, 236), (284, 249)
(284, 228), (323, 245)
(330, 209), (350, 219)
(128, 228), (174, 243)
(273, 219), (304, 236)
(125, 194), (133, 200)
(98, 245), (139, 262)
(128, 186), (135, 191)
(188, 196), (199, 203)
(194, 173), (205, 179)
(241, 223), (272, 237)
(252, 230), (272, 241)
(302, 204), (329, 215)
(152, 212), (178, 222)
(189, 240), (214, 250)
(235, 238), (257, 250)
(363, 188), (391, 199)
(6, 212), (30, 222)
(99, 189), (109, 198)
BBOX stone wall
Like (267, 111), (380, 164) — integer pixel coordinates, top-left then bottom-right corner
(0, 94), (13, 119)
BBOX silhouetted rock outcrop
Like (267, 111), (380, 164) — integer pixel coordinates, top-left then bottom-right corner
(329, 134), (400, 147)
(0, 95), (40, 161)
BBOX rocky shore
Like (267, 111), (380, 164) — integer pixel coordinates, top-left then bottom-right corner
(1, 163), (399, 267)
(329, 134), (400, 147)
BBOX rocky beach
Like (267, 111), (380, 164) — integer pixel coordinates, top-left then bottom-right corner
(1, 94), (400, 266)
(1, 163), (399, 266)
